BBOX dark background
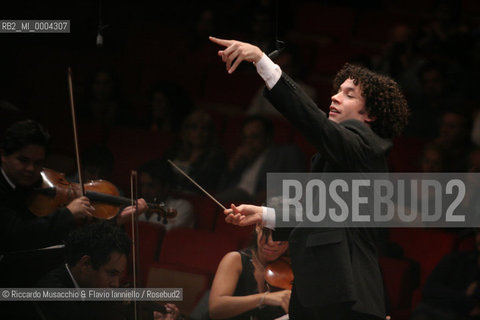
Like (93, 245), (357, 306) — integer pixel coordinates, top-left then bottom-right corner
(1, 0), (479, 179)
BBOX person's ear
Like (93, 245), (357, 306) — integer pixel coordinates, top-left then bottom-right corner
(78, 255), (92, 271)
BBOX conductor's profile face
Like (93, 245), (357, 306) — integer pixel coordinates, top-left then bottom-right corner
(1, 144), (45, 187)
(329, 78), (373, 125)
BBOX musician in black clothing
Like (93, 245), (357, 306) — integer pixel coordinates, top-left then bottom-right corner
(35, 221), (180, 320)
(0, 120), (147, 285)
(0, 120), (94, 253)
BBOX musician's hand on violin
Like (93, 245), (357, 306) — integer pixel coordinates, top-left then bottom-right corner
(224, 204), (263, 226)
(209, 36), (263, 74)
(116, 198), (148, 225)
(264, 290), (291, 313)
(153, 303), (180, 319)
(67, 196), (95, 219)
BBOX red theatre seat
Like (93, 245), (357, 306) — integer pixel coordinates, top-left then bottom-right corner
(125, 221), (166, 286)
(379, 256), (416, 320)
(175, 193), (220, 232)
(389, 228), (457, 285)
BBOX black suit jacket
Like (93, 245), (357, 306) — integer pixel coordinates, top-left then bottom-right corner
(36, 265), (129, 320)
(0, 171), (76, 254)
(264, 73), (390, 318)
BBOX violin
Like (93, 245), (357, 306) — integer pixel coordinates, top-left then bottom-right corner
(264, 256), (293, 290)
(27, 168), (177, 221)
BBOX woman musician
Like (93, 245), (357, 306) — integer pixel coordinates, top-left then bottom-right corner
(209, 224), (291, 320)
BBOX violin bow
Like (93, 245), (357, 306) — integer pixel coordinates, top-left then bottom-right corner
(130, 170), (140, 320)
(67, 67), (85, 196)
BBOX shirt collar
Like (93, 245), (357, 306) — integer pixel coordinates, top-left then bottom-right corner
(65, 263), (80, 289)
(1, 168), (16, 189)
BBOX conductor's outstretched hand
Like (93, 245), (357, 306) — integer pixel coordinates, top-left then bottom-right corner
(224, 203), (263, 226)
(209, 36), (263, 74)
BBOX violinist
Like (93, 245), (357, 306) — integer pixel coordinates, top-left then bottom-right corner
(0, 119), (147, 254)
(35, 221), (180, 320)
(209, 224), (291, 320)
(0, 119), (92, 254)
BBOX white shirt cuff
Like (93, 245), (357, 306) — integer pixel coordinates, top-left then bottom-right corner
(262, 206), (276, 230)
(255, 53), (282, 90)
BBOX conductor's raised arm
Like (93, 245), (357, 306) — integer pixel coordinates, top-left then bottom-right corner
(209, 36), (263, 73)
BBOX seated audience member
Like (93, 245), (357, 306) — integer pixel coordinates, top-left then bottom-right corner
(420, 143), (447, 173)
(465, 149), (480, 219)
(373, 23), (423, 101)
(35, 221), (180, 320)
(142, 81), (194, 135)
(469, 149), (480, 173)
(405, 62), (450, 138)
(433, 110), (473, 172)
(137, 159), (194, 231)
(209, 224), (291, 319)
(68, 144), (115, 182)
(411, 229), (480, 320)
(472, 109), (480, 148)
(166, 109), (226, 194)
(79, 69), (133, 127)
(218, 115), (305, 204)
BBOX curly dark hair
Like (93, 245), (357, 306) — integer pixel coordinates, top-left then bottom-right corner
(65, 221), (131, 270)
(333, 63), (410, 138)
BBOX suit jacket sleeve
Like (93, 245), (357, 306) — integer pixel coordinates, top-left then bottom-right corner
(264, 73), (387, 171)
